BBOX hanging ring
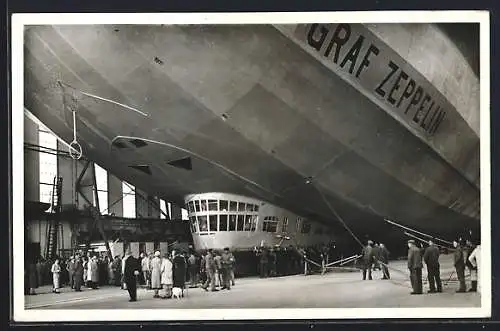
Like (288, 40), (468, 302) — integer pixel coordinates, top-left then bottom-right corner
(69, 140), (82, 160)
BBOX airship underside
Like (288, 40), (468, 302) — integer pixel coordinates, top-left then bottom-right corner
(23, 23), (480, 245)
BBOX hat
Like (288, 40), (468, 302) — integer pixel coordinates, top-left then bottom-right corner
(407, 239), (415, 244)
(154, 251), (161, 257)
(367, 240), (373, 245)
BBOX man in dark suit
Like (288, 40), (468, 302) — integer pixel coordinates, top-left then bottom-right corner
(123, 250), (141, 302)
(453, 239), (467, 293)
(378, 243), (390, 280)
(73, 255), (84, 292)
(67, 256), (76, 289)
(423, 240), (442, 293)
(407, 239), (423, 295)
(361, 240), (374, 280)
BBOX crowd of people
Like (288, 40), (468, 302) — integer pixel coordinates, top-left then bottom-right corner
(25, 252), (119, 295)
(25, 238), (481, 301)
(359, 238), (481, 295)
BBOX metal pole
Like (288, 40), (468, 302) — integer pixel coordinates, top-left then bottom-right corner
(384, 218), (452, 245)
(404, 231), (454, 250)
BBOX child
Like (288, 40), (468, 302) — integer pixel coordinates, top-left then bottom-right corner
(51, 259), (61, 293)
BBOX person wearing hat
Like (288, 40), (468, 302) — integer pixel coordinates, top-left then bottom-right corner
(423, 240), (442, 293)
(468, 242), (480, 293)
(464, 239), (477, 292)
(123, 249), (141, 302)
(202, 249), (217, 292)
(407, 239), (423, 294)
(378, 243), (390, 280)
(453, 239), (467, 293)
(220, 247), (235, 290)
(150, 251), (163, 298)
(361, 240), (374, 280)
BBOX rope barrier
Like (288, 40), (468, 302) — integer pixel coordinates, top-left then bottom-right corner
(324, 255), (360, 268)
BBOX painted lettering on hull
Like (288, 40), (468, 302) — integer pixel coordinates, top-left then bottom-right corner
(303, 23), (448, 136)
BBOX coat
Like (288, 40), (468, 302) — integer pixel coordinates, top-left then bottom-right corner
(362, 245), (374, 265)
(74, 259), (84, 276)
(67, 260), (75, 274)
(150, 256), (162, 289)
(221, 252), (235, 269)
(28, 263), (38, 289)
(205, 254), (216, 272)
(372, 246), (381, 261)
(161, 258), (173, 286)
(378, 246), (390, 263)
(423, 245), (440, 267)
(173, 255), (187, 288)
(123, 256), (141, 283)
(454, 247), (466, 270)
(89, 260), (99, 282)
(407, 246), (423, 269)
(469, 245), (481, 292)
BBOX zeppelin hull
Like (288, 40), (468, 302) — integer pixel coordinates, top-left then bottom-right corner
(23, 24), (480, 245)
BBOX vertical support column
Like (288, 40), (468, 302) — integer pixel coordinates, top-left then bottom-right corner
(130, 242), (140, 257)
(24, 115), (39, 202)
(159, 242), (169, 256)
(170, 203), (182, 220)
(107, 173), (123, 217)
(145, 242), (155, 254)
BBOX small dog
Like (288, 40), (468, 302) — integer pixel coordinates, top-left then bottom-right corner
(172, 287), (183, 299)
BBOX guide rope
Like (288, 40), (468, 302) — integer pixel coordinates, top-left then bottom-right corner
(312, 182), (364, 248)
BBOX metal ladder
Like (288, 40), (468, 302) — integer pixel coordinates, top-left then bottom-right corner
(46, 176), (63, 259)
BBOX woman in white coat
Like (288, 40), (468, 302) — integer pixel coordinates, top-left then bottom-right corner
(150, 251), (163, 298)
(468, 244), (481, 293)
(160, 253), (173, 299)
(51, 259), (61, 293)
(88, 256), (100, 289)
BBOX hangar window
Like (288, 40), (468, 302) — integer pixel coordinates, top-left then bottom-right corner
(94, 163), (108, 215)
(253, 205), (259, 212)
(237, 215), (245, 231)
(244, 215), (252, 231)
(229, 201), (237, 211)
(160, 200), (168, 219)
(282, 217), (289, 233)
(219, 215), (228, 231)
(208, 200), (218, 211)
(301, 220), (311, 234)
(250, 215), (259, 231)
(228, 215), (237, 231)
(238, 202), (246, 212)
(194, 200), (201, 212)
(38, 127), (58, 207)
(219, 200), (228, 212)
(246, 204), (254, 212)
(296, 217), (302, 232)
(209, 215), (217, 232)
(200, 200), (207, 211)
(263, 216), (279, 232)
(122, 182), (136, 218)
(197, 215), (208, 232)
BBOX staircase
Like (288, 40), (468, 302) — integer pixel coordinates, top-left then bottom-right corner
(46, 176), (63, 259)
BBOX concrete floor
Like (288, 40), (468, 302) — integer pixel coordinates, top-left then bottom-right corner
(25, 255), (480, 309)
